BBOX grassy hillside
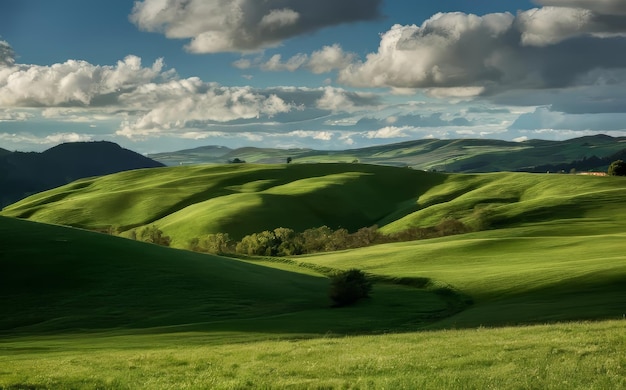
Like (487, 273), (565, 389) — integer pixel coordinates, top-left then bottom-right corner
(4, 163), (626, 252)
(2, 162), (626, 387)
(1, 163), (447, 246)
(1, 212), (625, 388)
(149, 134), (626, 172)
(0, 216), (455, 334)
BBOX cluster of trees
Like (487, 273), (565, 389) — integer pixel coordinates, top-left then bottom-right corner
(129, 225), (171, 246)
(190, 218), (468, 256)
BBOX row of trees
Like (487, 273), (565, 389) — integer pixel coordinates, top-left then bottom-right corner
(190, 218), (469, 256)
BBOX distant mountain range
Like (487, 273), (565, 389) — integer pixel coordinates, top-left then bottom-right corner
(149, 135), (626, 173)
(0, 141), (164, 207)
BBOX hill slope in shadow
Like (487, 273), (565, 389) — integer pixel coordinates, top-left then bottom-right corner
(0, 141), (164, 207)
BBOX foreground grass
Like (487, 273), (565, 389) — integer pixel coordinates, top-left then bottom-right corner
(1, 320), (624, 389)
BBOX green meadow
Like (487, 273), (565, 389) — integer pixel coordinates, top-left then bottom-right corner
(2, 164), (626, 388)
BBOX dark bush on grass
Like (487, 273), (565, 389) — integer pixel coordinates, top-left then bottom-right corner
(608, 160), (626, 176)
(329, 269), (372, 307)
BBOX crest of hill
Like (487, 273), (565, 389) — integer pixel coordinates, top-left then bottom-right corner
(0, 141), (164, 207)
(149, 135), (626, 171)
(5, 163), (626, 251)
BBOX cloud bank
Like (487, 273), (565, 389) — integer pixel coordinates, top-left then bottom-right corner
(337, 7), (626, 92)
(130, 0), (383, 53)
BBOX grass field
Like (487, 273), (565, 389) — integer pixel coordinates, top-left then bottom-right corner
(2, 164), (626, 388)
(2, 320), (625, 389)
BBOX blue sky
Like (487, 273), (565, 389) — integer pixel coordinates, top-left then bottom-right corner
(1, 0), (626, 153)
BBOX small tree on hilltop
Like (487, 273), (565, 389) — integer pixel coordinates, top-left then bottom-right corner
(608, 160), (626, 176)
(329, 269), (372, 307)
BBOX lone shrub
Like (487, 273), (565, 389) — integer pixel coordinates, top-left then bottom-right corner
(608, 160), (626, 176)
(329, 269), (372, 307)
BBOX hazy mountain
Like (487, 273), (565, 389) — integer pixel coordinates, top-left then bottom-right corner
(0, 141), (164, 207)
(149, 145), (232, 165)
(149, 135), (626, 172)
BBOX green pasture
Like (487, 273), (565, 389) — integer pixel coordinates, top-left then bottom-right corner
(1, 320), (624, 389)
(2, 164), (626, 388)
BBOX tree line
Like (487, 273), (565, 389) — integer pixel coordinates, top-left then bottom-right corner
(189, 217), (469, 256)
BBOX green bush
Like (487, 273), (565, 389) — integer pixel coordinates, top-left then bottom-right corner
(329, 269), (372, 307)
(131, 225), (171, 247)
(608, 160), (626, 176)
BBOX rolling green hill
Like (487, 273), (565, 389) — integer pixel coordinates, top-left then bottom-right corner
(2, 162), (626, 388)
(4, 163), (626, 251)
(149, 134), (626, 172)
(0, 216), (455, 334)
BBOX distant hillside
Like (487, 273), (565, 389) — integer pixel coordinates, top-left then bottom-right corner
(149, 134), (626, 172)
(148, 145), (232, 165)
(0, 141), (164, 207)
(5, 163), (626, 251)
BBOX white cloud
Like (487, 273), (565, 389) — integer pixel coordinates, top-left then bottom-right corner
(260, 54), (308, 72)
(315, 87), (377, 112)
(232, 58), (252, 69)
(337, 6), (626, 92)
(287, 130), (334, 141)
(0, 109), (33, 122)
(116, 79), (294, 138)
(535, 0), (626, 15)
(0, 55), (170, 106)
(249, 44), (356, 74)
(307, 44), (356, 74)
(0, 132), (93, 146)
(338, 13), (516, 89)
(259, 9), (300, 30)
(517, 7), (626, 47)
(130, 0), (382, 53)
(365, 126), (410, 139)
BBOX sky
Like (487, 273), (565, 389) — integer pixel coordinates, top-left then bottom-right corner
(1, 0), (626, 153)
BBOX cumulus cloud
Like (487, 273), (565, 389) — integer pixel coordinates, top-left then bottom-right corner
(338, 13), (516, 89)
(0, 55), (170, 106)
(116, 79), (294, 137)
(338, 7), (626, 93)
(237, 44), (357, 74)
(307, 44), (357, 74)
(130, 0), (383, 53)
(535, 0), (626, 15)
(517, 6), (626, 46)
(315, 87), (378, 112)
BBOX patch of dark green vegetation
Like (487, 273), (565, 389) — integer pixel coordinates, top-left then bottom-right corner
(189, 218), (469, 256)
(0, 216), (460, 335)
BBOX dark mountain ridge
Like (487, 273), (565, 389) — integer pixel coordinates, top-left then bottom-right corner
(0, 141), (164, 207)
